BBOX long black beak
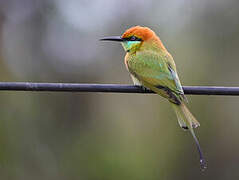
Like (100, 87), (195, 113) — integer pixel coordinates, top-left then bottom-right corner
(100, 36), (123, 42)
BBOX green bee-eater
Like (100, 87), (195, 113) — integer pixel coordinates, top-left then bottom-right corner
(101, 26), (206, 170)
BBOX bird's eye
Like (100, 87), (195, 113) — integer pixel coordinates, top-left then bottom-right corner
(130, 36), (137, 41)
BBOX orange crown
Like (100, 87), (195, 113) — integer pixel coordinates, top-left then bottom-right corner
(121, 26), (156, 41)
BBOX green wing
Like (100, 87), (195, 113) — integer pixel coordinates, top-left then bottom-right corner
(128, 50), (184, 101)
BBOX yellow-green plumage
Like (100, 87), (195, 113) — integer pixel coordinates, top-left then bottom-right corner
(126, 49), (200, 128)
(101, 26), (206, 170)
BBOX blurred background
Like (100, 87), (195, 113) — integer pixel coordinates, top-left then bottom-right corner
(0, 0), (238, 179)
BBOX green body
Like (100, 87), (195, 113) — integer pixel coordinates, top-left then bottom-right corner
(125, 46), (184, 104)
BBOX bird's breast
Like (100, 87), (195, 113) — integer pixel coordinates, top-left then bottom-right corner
(124, 53), (131, 71)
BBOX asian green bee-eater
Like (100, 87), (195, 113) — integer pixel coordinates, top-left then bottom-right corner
(100, 26), (206, 170)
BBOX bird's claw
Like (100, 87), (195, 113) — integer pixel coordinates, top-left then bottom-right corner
(139, 86), (150, 92)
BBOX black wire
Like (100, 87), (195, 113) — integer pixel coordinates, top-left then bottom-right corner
(0, 82), (238, 95)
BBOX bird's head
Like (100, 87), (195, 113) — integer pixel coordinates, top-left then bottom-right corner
(100, 26), (164, 53)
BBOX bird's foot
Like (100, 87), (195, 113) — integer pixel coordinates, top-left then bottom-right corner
(138, 85), (150, 92)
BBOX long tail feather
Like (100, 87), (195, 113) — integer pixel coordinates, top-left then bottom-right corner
(171, 103), (207, 170)
(189, 126), (207, 170)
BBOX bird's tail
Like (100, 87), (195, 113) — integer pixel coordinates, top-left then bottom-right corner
(171, 102), (200, 129)
(171, 102), (207, 170)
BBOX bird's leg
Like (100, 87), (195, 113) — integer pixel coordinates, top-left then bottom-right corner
(141, 86), (151, 92)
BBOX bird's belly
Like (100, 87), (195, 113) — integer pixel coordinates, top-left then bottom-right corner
(130, 75), (142, 85)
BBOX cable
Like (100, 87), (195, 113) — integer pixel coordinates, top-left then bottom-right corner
(0, 82), (238, 95)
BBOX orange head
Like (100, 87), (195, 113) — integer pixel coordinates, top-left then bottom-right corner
(100, 26), (165, 53)
(121, 26), (156, 42)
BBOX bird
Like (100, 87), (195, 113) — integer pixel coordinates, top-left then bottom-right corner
(100, 26), (206, 170)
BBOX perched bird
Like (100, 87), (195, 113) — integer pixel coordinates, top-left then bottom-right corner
(100, 26), (206, 170)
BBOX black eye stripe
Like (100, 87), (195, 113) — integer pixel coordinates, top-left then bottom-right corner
(122, 36), (142, 41)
